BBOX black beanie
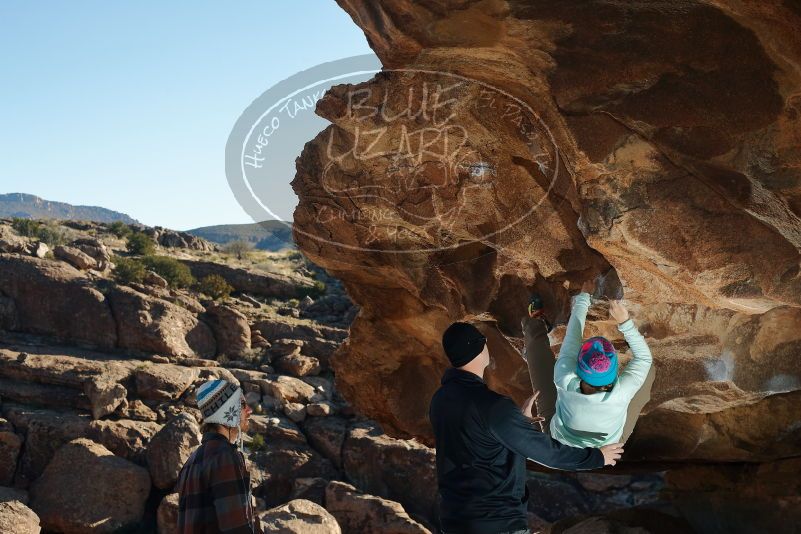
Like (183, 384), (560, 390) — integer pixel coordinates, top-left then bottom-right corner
(442, 322), (487, 367)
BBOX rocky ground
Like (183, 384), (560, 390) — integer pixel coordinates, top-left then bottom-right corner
(0, 217), (683, 534)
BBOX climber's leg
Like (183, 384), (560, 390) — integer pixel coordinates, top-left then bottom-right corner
(522, 313), (557, 434)
(619, 364), (656, 443)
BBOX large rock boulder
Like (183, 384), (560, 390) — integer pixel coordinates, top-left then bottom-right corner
(134, 363), (199, 402)
(145, 412), (200, 490)
(342, 422), (437, 521)
(0, 255), (117, 348)
(0, 500), (40, 534)
(29, 438), (151, 533)
(53, 245), (97, 271)
(1, 405), (90, 488)
(325, 481), (431, 534)
(302, 416), (348, 468)
(259, 499), (341, 534)
(86, 419), (162, 463)
(108, 285), (216, 357)
(0, 349), (132, 419)
(287, 1), (801, 468)
(203, 302), (251, 356)
(156, 492), (180, 534)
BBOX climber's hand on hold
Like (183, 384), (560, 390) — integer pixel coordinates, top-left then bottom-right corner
(580, 279), (595, 295)
(600, 443), (624, 466)
(609, 300), (630, 324)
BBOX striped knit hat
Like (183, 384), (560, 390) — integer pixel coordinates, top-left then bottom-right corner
(196, 379), (244, 428)
(576, 336), (618, 387)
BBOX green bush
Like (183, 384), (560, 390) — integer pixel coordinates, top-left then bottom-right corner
(11, 217), (67, 246)
(248, 433), (266, 451)
(223, 240), (253, 260)
(126, 231), (156, 255)
(142, 255), (195, 288)
(108, 221), (132, 238)
(196, 274), (233, 300)
(113, 256), (146, 285)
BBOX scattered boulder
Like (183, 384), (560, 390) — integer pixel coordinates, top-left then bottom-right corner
(86, 419), (162, 463)
(284, 402), (307, 423)
(307, 401), (335, 417)
(26, 242), (49, 259)
(270, 339), (304, 358)
(343, 422), (437, 521)
(0, 500), (40, 534)
(135, 363), (199, 402)
(2, 406), (90, 487)
(303, 416), (348, 468)
(29, 438), (150, 533)
(84, 376), (128, 419)
(157, 492), (180, 534)
(262, 376), (317, 404)
(118, 399), (159, 422)
(53, 245), (97, 270)
(0, 227), (27, 254)
(275, 354), (321, 377)
(144, 270), (169, 288)
(289, 477), (328, 505)
(0, 255), (117, 348)
(145, 412), (200, 490)
(259, 499), (341, 534)
(250, 440), (338, 507)
(108, 285), (216, 358)
(204, 303), (251, 356)
(326, 481), (431, 534)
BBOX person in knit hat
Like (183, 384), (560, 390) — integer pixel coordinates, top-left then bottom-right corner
(522, 278), (655, 449)
(175, 379), (262, 533)
(429, 321), (622, 534)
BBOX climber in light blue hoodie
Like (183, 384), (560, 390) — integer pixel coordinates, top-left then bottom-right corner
(522, 279), (655, 448)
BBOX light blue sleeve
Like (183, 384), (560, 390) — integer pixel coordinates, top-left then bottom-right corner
(615, 318), (653, 399)
(554, 292), (591, 389)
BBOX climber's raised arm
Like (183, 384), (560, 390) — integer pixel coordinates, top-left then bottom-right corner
(610, 300), (653, 398)
(554, 280), (594, 389)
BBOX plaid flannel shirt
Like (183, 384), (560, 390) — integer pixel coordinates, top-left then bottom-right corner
(176, 432), (262, 533)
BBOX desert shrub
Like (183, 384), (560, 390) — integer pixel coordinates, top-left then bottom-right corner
(126, 231), (156, 255)
(248, 433), (266, 451)
(11, 217), (68, 246)
(113, 256), (146, 285)
(196, 274), (233, 300)
(141, 255), (195, 288)
(108, 221), (132, 238)
(223, 240), (253, 260)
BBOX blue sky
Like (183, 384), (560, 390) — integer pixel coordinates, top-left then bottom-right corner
(0, 1), (375, 229)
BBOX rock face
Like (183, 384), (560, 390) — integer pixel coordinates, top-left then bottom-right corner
(289, 0), (801, 467)
(29, 438), (151, 533)
(259, 499), (341, 534)
(0, 255), (117, 348)
(179, 259), (316, 299)
(108, 285), (216, 358)
(0, 500), (41, 534)
(326, 481), (431, 534)
(145, 413), (201, 490)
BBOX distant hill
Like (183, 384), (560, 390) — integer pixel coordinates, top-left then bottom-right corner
(0, 193), (139, 224)
(186, 220), (294, 251)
